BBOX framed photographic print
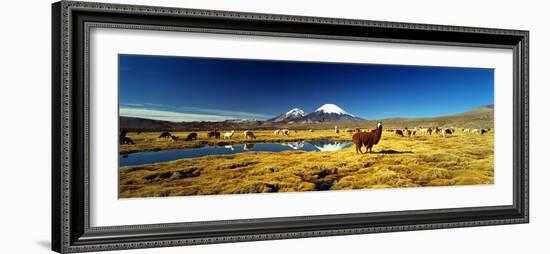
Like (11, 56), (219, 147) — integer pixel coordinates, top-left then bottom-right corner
(52, 1), (529, 253)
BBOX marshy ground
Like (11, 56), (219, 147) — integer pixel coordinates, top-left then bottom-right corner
(119, 129), (494, 198)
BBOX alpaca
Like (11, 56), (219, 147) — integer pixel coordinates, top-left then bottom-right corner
(208, 130), (221, 139)
(243, 130), (256, 139)
(185, 132), (198, 141)
(274, 129), (281, 135)
(120, 137), (135, 144)
(224, 130), (235, 139)
(352, 122), (383, 154)
(395, 130), (404, 137)
(281, 129), (290, 136)
(119, 130), (135, 145)
(169, 135), (179, 142)
(158, 131), (172, 140)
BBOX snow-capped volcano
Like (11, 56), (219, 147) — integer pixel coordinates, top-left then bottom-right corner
(267, 108), (306, 122)
(315, 104), (353, 116)
(267, 104), (361, 123)
(302, 104), (362, 122)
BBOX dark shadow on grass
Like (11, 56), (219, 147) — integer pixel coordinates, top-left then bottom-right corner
(373, 149), (413, 154)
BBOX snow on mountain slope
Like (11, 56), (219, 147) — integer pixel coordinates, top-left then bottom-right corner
(315, 104), (353, 116)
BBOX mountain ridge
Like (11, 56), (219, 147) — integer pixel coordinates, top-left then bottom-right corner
(120, 104), (494, 131)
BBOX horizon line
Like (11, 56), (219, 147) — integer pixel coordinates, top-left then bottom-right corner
(120, 104), (493, 123)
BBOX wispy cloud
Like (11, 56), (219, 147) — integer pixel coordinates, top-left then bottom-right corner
(120, 106), (273, 122)
(176, 106), (272, 120)
(120, 107), (229, 122)
(120, 102), (143, 107)
(144, 103), (166, 108)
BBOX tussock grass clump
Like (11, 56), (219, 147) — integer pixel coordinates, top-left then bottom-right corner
(119, 130), (494, 198)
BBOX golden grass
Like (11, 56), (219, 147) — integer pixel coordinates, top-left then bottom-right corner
(119, 129), (494, 198)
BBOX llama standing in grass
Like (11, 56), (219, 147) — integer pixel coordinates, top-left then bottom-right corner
(274, 129), (280, 135)
(244, 130), (256, 139)
(158, 131), (172, 140)
(335, 126), (339, 134)
(395, 129), (404, 137)
(169, 135), (179, 142)
(282, 129), (290, 136)
(352, 122), (383, 154)
(224, 130), (235, 139)
(185, 132), (198, 141)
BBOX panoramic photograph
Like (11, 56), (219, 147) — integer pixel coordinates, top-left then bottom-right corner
(118, 54), (494, 198)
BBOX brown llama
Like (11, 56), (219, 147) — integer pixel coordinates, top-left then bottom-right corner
(185, 132), (198, 141)
(158, 131), (172, 139)
(119, 130), (135, 145)
(352, 122), (383, 154)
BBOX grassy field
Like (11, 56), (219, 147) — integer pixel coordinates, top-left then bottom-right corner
(119, 129), (494, 198)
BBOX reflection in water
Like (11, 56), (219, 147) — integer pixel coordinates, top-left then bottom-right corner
(281, 141), (305, 150)
(120, 139), (353, 167)
(243, 143), (255, 150)
(309, 140), (353, 152)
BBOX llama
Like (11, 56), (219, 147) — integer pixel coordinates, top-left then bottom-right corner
(185, 132), (198, 141)
(119, 130), (135, 145)
(169, 135), (179, 142)
(243, 130), (256, 139)
(274, 129), (281, 135)
(395, 130), (404, 137)
(224, 130), (235, 139)
(208, 130), (221, 139)
(281, 129), (290, 136)
(158, 131), (172, 140)
(404, 128), (412, 137)
(334, 126), (339, 134)
(352, 122), (383, 154)
(120, 137), (135, 144)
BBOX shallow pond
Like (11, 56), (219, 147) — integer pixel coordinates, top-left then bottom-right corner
(120, 139), (352, 166)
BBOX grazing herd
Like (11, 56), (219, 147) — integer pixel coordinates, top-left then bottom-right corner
(119, 125), (493, 158)
(384, 126), (491, 137)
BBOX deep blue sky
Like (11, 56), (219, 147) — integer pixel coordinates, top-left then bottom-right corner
(119, 54), (494, 122)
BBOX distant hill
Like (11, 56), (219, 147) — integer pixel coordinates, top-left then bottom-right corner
(267, 108), (306, 122)
(120, 105), (493, 131)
